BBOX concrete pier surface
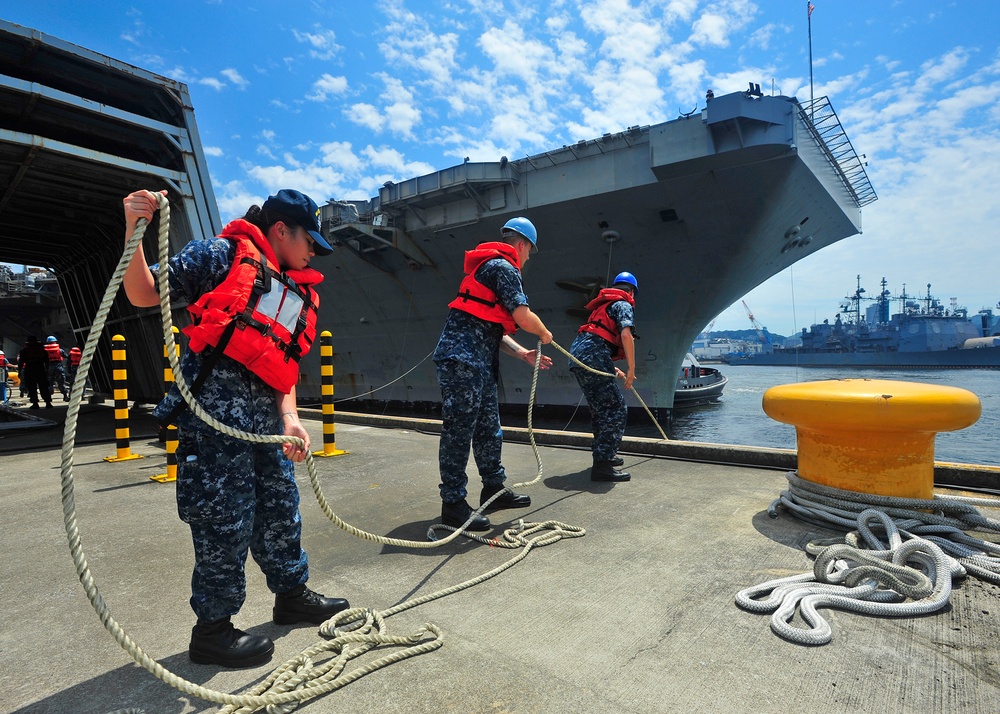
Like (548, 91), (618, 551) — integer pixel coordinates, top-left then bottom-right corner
(2, 403), (1000, 714)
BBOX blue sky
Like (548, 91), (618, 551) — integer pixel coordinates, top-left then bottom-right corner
(7, 1), (1000, 336)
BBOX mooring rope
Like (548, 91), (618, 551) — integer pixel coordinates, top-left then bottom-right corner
(735, 472), (1000, 645)
(61, 194), (584, 713)
(547, 340), (670, 441)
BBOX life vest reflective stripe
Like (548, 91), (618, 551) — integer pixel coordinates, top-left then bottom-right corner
(44, 343), (63, 363)
(578, 288), (636, 361)
(183, 220), (322, 393)
(69, 347), (82, 366)
(447, 242), (521, 335)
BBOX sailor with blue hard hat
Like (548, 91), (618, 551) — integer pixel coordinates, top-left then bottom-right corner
(569, 269), (640, 482)
(432, 214), (553, 531)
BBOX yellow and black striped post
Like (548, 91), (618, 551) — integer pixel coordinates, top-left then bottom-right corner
(103, 334), (144, 463)
(151, 327), (179, 482)
(313, 330), (347, 457)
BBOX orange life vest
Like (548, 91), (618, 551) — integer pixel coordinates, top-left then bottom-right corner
(69, 347), (82, 366)
(44, 342), (63, 363)
(182, 219), (323, 393)
(447, 242), (521, 334)
(578, 288), (636, 361)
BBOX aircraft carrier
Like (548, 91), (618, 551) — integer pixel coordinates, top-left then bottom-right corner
(0, 20), (875, 413)
(313, 85), (876, 412)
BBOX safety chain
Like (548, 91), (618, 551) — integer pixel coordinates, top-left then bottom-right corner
(735, 472), (1000, 645)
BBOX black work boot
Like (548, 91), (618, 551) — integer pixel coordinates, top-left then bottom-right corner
(273, 584), (350, 626)
(441, 499), (491, 531)
(591, 461), (631, 482)
(480, 483), (531, 512)
(610, 456), (625, 467)
(189, 617), (274, 668)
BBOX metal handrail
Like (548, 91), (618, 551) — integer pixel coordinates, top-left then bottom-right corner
(800, 96), (878, 208)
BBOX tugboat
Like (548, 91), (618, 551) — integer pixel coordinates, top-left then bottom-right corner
(673, 353), (728, 407)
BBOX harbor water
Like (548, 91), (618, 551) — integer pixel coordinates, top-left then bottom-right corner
(617, 365), (999, 467)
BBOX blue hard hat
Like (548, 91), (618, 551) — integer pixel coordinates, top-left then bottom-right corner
(46, 336), (57, 343)
(613, 271), (638, 292)
(501, 217), (537, 251)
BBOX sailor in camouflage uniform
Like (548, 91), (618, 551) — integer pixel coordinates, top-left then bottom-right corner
(434, 217), (553, 531)
(122, 188), (350, 669)
(569, 272), (638, 482)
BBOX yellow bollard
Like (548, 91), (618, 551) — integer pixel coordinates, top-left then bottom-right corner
(103, 334), (145, 463)
(313, 330), (347, 457)
(151, 327), (180, 482)
(763, 379), (980, 499)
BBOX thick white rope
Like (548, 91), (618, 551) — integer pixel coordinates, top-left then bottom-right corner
(735, 473), (1000, 644)
(61, 195), (584, 713)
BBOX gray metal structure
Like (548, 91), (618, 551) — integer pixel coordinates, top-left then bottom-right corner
(0, 20), (219, 400)
(310, 87), (876, 412)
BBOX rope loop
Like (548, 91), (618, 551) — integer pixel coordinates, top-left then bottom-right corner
(738, 472), (1000, 645)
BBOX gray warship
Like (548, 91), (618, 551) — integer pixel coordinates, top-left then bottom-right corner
(0, 21), (875, 413)
(730, 276), (1000, 368)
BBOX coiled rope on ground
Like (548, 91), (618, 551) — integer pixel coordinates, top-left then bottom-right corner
(61, 194), (584, 713)
(735, 472), (1000, 645)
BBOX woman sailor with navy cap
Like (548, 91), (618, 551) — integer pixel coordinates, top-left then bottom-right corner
(122, 188), (349, 669)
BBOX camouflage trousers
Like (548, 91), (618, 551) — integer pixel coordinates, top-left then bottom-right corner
(572, 368), (627, 461)
(48, 364), (67, 396)
(436, 359), (507, 503)
(176, 429), (309, 622)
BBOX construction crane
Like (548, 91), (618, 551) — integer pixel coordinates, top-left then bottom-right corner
(742, 300), (770, 351)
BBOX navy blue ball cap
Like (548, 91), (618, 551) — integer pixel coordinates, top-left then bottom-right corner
(262, 189), (334, 256)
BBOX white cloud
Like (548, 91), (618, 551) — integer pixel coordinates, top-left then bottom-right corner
(346, 103), (385, 131)
(198, 77), (225, 91)
(319, 141), (363, 174)
(307, 73), (349, 102)
(220, 68), (248, 89)
(293, 29), (342, 61)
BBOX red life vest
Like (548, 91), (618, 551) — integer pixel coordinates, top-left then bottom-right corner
(44, 342), (63, 363)
(447, 242), (521, 335)
(0, 353), (6, 368)
(578, 288), (636, 361)
(69, 347), (82, 366)
(183, 219), (324, 394)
